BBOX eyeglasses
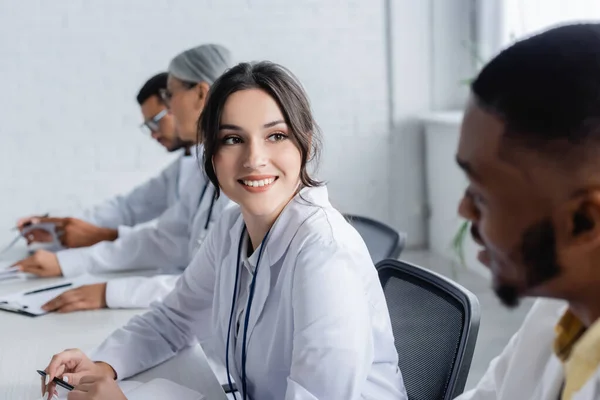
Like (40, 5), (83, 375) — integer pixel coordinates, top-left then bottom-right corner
(159, 81), (197, 107)
(140, 109), (168, 135)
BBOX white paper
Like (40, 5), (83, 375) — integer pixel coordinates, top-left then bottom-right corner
(53, 379), (203, 400)
(124, 378), (205, 400)
(0, 275), (105, 315)
(54, 380), (143, 400)
(0, 272), (26, 283)
(0, 266), (20, 279)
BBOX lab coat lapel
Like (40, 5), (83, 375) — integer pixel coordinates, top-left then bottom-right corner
(534, 356), (564, 400)
(533, 303), (570, 400)
(237, 186), (332, 347)
(224, 214), (247, 371)
(244, 245), (272, 347)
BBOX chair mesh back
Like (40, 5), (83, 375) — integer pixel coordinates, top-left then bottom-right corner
(383, 274), (464, 400)
(347, 217), (399, 263)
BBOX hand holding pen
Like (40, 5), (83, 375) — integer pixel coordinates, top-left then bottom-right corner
(14, 213), (50, 232)
(40, 348), (120, 400)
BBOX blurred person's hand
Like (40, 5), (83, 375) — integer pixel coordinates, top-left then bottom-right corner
(42, 283), (108, 313)
(21, 227), (55, 244)
(16, 214), (45, 230)
(12, 250), (62, 277)
(30, 217), (118, 248)
(17, 215), (54, 244)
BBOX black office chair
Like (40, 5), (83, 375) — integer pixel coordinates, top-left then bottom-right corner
(344, 214), (406, 263)
(376, 259), (480, 400)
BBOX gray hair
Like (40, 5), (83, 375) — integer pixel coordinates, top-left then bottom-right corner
(168, 44), (233, 84)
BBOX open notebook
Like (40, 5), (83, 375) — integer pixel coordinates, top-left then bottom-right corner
(55, 379), (205, 400)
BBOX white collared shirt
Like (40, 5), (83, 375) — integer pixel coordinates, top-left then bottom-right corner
(77, 152), (191, 234)
(456, 298), (600, 400)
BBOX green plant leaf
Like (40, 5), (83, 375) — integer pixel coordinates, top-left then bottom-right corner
(451, 220), (470, 267)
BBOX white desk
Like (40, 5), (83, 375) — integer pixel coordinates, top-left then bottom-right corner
(0, 246), (227, 400)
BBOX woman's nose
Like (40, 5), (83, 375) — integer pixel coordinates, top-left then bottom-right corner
(243, 141), (268, 169)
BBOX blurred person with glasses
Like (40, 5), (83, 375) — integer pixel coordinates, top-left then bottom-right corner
(16, 73), (194, 250)
(12, 45), (235, 318)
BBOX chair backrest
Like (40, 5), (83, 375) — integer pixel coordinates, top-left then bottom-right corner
(344, 214), (406, 263)
(376, 259), (480, 400)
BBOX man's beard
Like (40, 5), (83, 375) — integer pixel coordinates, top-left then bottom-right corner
(494, 217), (562, 307)
(167, 137), (194, 153)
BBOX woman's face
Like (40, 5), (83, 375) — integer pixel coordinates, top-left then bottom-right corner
(213, 88), (302, 221)
(165, 76), (207, 142)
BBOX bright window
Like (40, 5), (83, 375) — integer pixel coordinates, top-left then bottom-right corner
(501, 0), (600, 46)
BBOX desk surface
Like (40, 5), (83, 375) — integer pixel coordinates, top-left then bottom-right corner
(0, 246), (227, 400)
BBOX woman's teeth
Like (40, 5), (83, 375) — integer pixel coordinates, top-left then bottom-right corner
(242, 178), (275, 187)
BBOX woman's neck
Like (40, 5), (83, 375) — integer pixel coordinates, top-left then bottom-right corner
(241, 183), (302, 252)
(243, 212), (277, 253)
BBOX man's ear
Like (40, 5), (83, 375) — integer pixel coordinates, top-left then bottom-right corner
(559, 191), (600, 249)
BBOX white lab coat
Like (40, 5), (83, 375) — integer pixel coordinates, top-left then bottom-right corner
(56, 149), (234, 308)
(456, 298), (600, 400)
(76, 153), (195, 238)
(89, 186), (407, 400)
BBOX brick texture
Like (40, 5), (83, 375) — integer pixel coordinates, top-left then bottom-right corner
(0, 0), (390, 242)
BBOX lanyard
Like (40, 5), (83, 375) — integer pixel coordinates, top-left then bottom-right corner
(204, 190), (216, 230)
(197, 181), (217, 231)
(225, 224), (270, 400)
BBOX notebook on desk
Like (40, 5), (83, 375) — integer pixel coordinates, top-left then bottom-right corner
(0, 266), (27, 283)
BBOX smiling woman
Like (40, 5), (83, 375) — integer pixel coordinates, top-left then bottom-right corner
(200, 62), (321, 198)
(42, 61), (407, 400)
(200, 62), (323, 249)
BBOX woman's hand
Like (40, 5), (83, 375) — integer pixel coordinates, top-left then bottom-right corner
(67, 375), (127, 400)
(42, 348), (116, 400)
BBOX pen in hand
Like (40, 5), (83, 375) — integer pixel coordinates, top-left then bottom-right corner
(37, 369), (74, 391)
(11, 213), (50, 231)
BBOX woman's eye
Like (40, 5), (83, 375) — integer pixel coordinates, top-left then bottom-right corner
(222, 136), (242, 145)
(268, 132), (287, 142)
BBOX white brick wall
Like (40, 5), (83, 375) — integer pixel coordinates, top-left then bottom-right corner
(0, 0), (391, 241)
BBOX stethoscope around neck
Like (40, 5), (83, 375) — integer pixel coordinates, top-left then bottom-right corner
(225, 224), (271, 400)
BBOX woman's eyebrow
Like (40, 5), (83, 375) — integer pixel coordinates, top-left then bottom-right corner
(263, 119), (286, 128)
(219, 119), (286, 130)
(219, 124), (243, 131)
